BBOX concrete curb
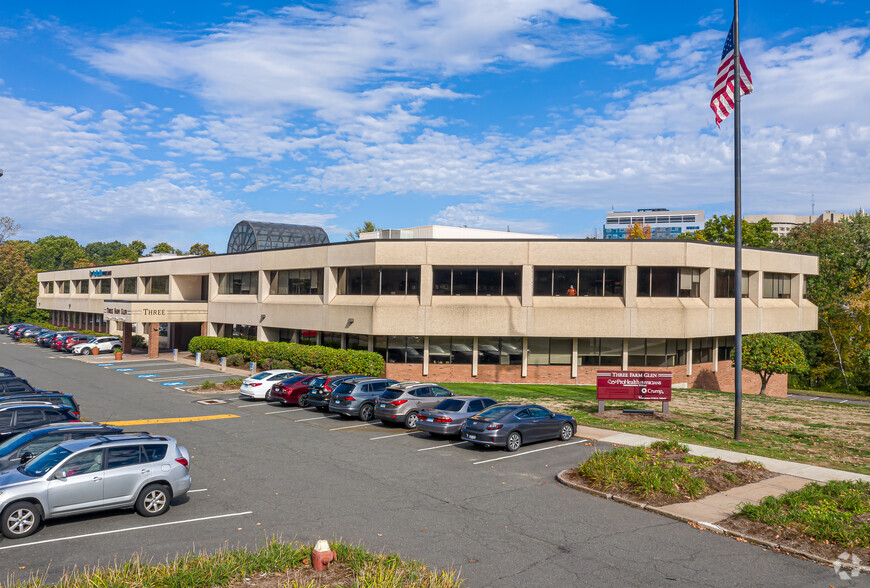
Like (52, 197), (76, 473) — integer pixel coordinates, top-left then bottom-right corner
(555, 470), (870, 574)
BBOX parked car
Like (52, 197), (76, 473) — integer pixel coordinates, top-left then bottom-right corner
(71, 336), (122, 356)
(269, 374), (326, 406)
(3, 323), (29, 335)
(305, 374), (366, 411)
(0, 433), (191, 538)
(61, 334), (92, 352)
(51, 334), (78, 350)
(417, 396), (498, 437)
(10, 325), (35, 340)
(238, 370), (301, 400)
(460, 403), (577, 452)
(0, 325), (9, 334)
(328, 378), (400, 421)
(0, 377), (38, 395)
(374, 382), (454, 429)
(34, 331), (57, 346)
(0, 403), (80, 441)
(45, 331), (77, 348)
(0, 422), (123, 471)
(0, 368), (14, 377)
(19, 327), (50, 340)
(0, 393), (81, 418)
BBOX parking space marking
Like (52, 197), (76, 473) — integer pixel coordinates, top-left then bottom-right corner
(136, 374), (160, 378)
(187, 488), (209, 493)
(104, 414), (240, 426)
(295, 415), (339, 422)
(113, 368), (137, 372)
(472, 440), (586, 465)
(0, 511), (252, 551)
(132, 367), (206, 374)
(150, 374), (218, 381)
(417, 441), (469, 452)
(330, 423), (372, 431)
(370, 431), (418, 440)
(264, 408), (307, 414)
(160, 382), (187, 386)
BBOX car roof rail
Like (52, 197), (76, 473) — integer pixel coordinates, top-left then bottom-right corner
(87, 432), (167, 446)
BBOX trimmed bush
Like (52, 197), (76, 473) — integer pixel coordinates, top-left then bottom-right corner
(188, 336), (385, 377)
(202, 349), (219, 363)
(226, 353), (246, 367)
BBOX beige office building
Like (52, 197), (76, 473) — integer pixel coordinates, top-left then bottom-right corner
(36, 230), (818, 397)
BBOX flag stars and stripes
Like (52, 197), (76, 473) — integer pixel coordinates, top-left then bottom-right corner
(710, 20), (753, 127)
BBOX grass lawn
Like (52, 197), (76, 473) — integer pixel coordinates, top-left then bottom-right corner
(440, 382), (870, 475)
(10, 539), (462, 588)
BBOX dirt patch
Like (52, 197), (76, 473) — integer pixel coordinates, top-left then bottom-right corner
(718, 515), (870, 564)
(566, 450), (775, 507)
(225, 563), (356, 588)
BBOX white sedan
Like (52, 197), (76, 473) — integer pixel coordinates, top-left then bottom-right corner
(239, 370), (301, 400)
(71, 336), (123, 355)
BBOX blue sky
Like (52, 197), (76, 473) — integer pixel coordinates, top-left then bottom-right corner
(0, 1), (868, 251)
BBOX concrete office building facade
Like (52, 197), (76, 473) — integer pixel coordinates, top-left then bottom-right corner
(36, 238), (817, 397)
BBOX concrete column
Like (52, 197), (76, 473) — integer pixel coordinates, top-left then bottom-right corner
(420, 265), (433, 306)
(571, 338), (578, 379)
(324, 267), (337, 302)
(712, 336), (719, 372)
(122, 322), (133, 353)
(622, 338), (629, 370)
(208, 273), (219, 301)
(749, 271), (761, 305)
(521, 265), (533, 307)
(472, 337), (479, 377)
(700, 268), (713, 306)
(148, 322), (159, 359)
(422, 336), (429, 377)
(256, 325), (268, 342)
(200, 322), (208, 336)
(315, 331), (322, 346)
(258, 270), (270, 303)
(624, 266), (638, 308)
(521, 337), (528, 377)
(790, 274), (801, 305)
(686, 343), (693, 376)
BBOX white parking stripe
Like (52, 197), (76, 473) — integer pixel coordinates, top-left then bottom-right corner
(264, 408), (307, 414)
(809, 397), (819, 401)
(187, 488), (209, 493)
(149, 374), (221, 382)
(330, 423), (371, 431)
(840, 399), (848, 403)
(295, 415), (338, 422)
(0, 511), (252, 551)
(370, 431), (418, 440)
(472, 440), (586, 465)
(418, 441), (468, 452)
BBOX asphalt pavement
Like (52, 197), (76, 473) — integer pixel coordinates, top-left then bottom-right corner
(0, 343), (847, 587)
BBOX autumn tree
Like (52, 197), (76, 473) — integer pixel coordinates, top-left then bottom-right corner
(679, 215), (777, 248)
(346, 221), (379, 241)
(736, 333), (809, 395)
(626, 221), (651, 239)
(0, 244), (42, 322)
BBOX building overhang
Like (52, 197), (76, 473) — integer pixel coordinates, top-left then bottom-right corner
(102, 300), (208, 323)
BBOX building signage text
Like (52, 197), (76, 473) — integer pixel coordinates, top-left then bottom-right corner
(143, 309), (166, 316)
(596, 371), (672, 401)
(89, 270), (112, 277)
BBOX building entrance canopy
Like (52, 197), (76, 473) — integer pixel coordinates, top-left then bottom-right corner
(102, 300), (208, 323)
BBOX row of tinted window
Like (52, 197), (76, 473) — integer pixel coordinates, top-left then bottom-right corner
(218, 272), (258, 295)
(337, 266), (420, 296)
(270, 269), (323, 295)
(433, 267), (521, 296)
(534, 267), (623, 297)
(637, 267), (701, 297)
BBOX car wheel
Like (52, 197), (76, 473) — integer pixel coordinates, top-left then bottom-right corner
(1, 501), (41, 539)
(359, 404), (374, 421)
(264, 389), (272, 402)
(135, 484), (171, 517)
(404, 411), (419, 430)
(559, 423), (575, 441)
(298, 395), (309, 408)
(506, 431), (522, 452)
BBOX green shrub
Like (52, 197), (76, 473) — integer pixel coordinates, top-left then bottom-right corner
(131, 335), (146, 348)
(226, 353), (246, 367)
(202, 349), (219, 362)
(200, 381), (216, 389)
(223, 377), (244, 387)
(188, 336), (385, 377)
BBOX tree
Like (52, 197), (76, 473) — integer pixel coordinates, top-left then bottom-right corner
(187, 243), (216, 256)
(150, 242), (182, 255)
(679, 215), (777, 248)
(129, 240), (146, 257)
(84, 241), (127, 265)
(0, 217), (21, 244)
(0, 244), (39, 322)
(28, 235), (86, 271)
(346, 221), (379, 241)
(736, 333), (809, 395)
(626, 222), (651, 239)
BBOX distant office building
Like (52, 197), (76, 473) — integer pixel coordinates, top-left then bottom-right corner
(604, 209), (705, 239)
(358, 225), (555, 241)
(743, 211), (847, 238)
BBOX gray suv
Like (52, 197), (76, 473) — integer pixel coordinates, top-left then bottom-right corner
(329, 378), (398, 421)
(0, 433), (191, 538)
(374, 382), (454, 429)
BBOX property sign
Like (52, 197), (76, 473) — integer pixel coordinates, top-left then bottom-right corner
(596, 371), (672, 401)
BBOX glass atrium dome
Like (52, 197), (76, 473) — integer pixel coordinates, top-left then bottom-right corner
(226, 221), (329, 253)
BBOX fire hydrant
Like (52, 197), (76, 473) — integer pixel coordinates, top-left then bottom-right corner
(312, 540), (336, 571)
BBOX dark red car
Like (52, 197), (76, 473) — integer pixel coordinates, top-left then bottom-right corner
(61, 334), (91, 352)
(270, 374), (325, 406)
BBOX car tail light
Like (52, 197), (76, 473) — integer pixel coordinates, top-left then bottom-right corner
(486, 423), (503, 430)
(69, 419), (81, 423)
(390, 399), (408, 406)
(176, 457), (189, 468)
(249, 382), (261, 387)
(343, 396), (355, 401)
(434, 416), (453, 423)
(324, 385), (333, 392)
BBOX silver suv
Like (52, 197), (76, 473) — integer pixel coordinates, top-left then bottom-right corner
(374, 382), (454, 429)
(0, 433), (191, 538)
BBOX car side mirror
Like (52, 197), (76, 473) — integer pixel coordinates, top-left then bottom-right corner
(55, 470), (67, 480)
(19, 451), (34, 464)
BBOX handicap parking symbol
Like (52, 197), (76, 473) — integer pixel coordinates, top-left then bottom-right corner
(160, 381), (187, 386)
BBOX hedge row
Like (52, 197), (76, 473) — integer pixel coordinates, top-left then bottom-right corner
(187, 336), (386, 377)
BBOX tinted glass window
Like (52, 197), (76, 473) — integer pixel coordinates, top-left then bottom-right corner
(527, 407), (551, 418)
(23, 433), (68, 456)
(362, 383), (373, 393)
(15, 409), (46, 427)
(380, 388), (404, 400)
(477, 406), (516, 420)
(482, 398), (497, 409)
(60, 449), (104, 477)
(107, 446), (142, 469)
(432, 387), (452, 397)
(468, 400), (485, 412)
(333, 383), (354, 395)
(372, 381), (390, 391)
(410, 387), (430, 397)
(435, 399), (465, 412)
(142, 444), (168, 462)
(0, 413), (14, 428)
(515, 409), (531, 418)
(45, 410), (71, 423)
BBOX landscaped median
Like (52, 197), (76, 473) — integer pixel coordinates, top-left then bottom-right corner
(9, 538), (463, 588)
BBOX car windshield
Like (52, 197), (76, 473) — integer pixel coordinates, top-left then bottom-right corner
(86, 337), (97, 343)
(250, 373), (270, 380)
(476, 406), (517, 420)
(281, 375), (308, 384)
(309, 377), (327, 388)
(0, 430), (36, 456)
(21, 445), (72, 477)
(379, 388), (404, 400)
(433, 399), (466, 412)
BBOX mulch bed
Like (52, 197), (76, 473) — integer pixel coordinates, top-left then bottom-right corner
(718, 515), (870, 564)
(564, 450), (776, 507)
(226, 563), (356, 588)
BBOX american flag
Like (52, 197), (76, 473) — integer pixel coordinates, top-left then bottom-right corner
(710, 20), (753, 127)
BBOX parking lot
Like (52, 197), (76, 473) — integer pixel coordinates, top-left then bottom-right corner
(0, 343), (836, 587)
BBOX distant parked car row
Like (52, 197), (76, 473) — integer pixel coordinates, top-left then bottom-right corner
(239, 372), (577, 453)
(2, 323), (121, 355)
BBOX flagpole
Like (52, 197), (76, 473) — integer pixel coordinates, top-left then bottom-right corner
(733, 0), (743, 440)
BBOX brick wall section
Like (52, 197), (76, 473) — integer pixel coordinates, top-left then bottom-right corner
(385, 361), (787, 397)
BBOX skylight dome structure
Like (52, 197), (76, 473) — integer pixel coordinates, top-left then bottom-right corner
(226, 221), (329, 253)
